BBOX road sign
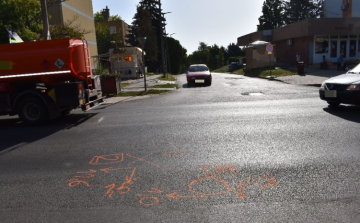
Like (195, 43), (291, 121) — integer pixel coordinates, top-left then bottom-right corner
(215, 55), (220, 59)
(266, 44), (273, 52)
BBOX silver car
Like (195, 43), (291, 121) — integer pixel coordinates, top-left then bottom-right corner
(319, 63), (360, 107)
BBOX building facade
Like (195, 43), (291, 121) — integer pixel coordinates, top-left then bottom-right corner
(48, 0), (98, 58)
(98, 6), (131, 48)
(237, 0), (360, 66)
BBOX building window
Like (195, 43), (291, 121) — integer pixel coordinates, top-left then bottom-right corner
(349, 39), (356, 57)
(110, 26), (117, 34)
(330, 40), (337, 58)
(315, 36), (329, 54)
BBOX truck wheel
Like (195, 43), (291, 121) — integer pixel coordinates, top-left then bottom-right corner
(17, 97), (48, 125)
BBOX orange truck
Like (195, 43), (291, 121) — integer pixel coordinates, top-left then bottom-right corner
(0, 38), (105, 124)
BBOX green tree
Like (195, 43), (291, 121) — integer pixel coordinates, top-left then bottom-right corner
(137, 9), (158, 64)
(188, 42), (210, 66)
(167, 37), (187, 74)
(0, 0), (89, 43)
(283, 0), (322, 24)
(0, 0), (41, 42)
(94, 11), (122, 23)
(95, 23), (116, 54)
(208, 44), (223, 70)
(126, 0), (165, 70)
(257, 0), (285, 31)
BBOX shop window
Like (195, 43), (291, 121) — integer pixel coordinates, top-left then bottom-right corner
(315, 36), (328, 54)
(330, 35), (338, 39)
(330, 40), (337, 58)
(349, 39), (356, 57)
(340, 40), (347, 58)
(340, 35), (348, 39)
(349, 35), (357, 38)
(124, 56), (132, 62)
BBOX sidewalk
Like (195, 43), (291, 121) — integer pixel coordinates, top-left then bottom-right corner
(102, 74), (177, 105)
(120, 74), (177, 92)
(265, 66), (352, 87)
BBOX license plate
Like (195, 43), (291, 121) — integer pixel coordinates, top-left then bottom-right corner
(325, 90), (337, 98)
(195, 79), (204, 83)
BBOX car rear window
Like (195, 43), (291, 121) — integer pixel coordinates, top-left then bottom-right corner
(188, 66), (209, 72)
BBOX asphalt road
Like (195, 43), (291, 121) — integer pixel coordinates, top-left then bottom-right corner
(1, 73), (360, 223)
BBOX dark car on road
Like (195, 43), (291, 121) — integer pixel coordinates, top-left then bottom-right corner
(186, 64), (212, 86)
(229, 62), (240, 72)
(319, 63), (360, 107)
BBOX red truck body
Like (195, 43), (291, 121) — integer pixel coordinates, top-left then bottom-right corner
(0, 38), (104, 124)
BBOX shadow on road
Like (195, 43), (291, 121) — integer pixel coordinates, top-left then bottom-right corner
(0, 113), (98, 156)
(182, 83), (211, 88)
(323, 105), (360, 123)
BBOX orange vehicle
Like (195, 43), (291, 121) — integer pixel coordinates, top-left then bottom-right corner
(0, 38), (105, 124)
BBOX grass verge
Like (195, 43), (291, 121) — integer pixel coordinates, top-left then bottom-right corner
(247, 67), (297, 77)
(120, 83), (131, 88)
(157, 74), (177, 81)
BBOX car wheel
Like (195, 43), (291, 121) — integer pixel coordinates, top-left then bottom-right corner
(327, 102), (340, 107)
(17, 97), (48, 125)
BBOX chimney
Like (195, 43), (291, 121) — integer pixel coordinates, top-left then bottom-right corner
(102, 6), (110, 22)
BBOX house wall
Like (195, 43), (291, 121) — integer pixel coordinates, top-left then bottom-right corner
(324, 0), (360, 18)
(48, 0), (98, 57)
(274, 37), (310, 66)
(100, 21), (131, 48)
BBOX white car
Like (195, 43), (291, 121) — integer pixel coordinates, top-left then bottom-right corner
(319, 63), (360, 107)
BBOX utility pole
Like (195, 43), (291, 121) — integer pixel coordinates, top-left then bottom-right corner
(138, 37), (147, 91)
(40, 0), (50, 40)
(159, 0), (167, 78)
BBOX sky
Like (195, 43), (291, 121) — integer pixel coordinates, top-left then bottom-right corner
(92, 0), (264, 54)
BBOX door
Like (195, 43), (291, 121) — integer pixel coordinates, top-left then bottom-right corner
(340, 40), (347, 58)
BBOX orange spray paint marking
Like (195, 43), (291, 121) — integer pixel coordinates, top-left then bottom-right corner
(116, 167), (137, 194)
(103, 168), (137, 197)
(189, 177), (231, 196)
(261, 175), (279, 191)
(201, 164), (238, 177)
(243, 176), (260, 187)
(67, 179), (90, 188)
(74, 169), (97, 178)
(166, 192), (207, 200)
(126, 153), (162, 169)
(89, 153), (124, 165)
(136, 187), (163, 206)
(138, 196), (159, 206)
(144, 188), (163, 194)
(104, 183), (116, 198)
(235, 182), (247, 199)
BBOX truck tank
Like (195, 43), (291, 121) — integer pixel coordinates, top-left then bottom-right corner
(0, 38), (92, 88)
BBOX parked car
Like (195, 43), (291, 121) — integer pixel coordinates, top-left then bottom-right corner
(319, 63), (360, 107)
(186, 64), (212, 86)
(229, 62), (240, 72)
